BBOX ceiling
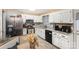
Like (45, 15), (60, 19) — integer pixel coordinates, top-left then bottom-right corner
(4, 9), (63, 15)
(17, 9), (62, 15)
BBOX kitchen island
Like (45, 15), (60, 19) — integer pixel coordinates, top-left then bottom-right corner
(0, 37), (18, 49)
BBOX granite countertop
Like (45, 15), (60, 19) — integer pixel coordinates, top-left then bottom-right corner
(35, 27), (73, 35)
(53, 30), (73, 35)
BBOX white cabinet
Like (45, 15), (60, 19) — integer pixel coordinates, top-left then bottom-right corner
(52, 31), (73, 49)
(52, 32), (62, 48)
(60, 34), (70, 48)
(52, 32), (58, 46)
(42, 15), (49, 26)
(49, 10), (73, 23)
(35, 28), (40, 36)
(34, 16), (42, 22)
(22, 14), (42, 24)
(60, 10), (73, 23)
(40, 29), (45, 39)
(35, 28), (45, 39)
(23, 28), (27, 35)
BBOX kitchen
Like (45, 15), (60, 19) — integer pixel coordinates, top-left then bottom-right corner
(0, 9), (79, 49)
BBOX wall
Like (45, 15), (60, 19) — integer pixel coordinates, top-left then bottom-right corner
(0, 9), (2, 40)
(2, 10), (7, 40)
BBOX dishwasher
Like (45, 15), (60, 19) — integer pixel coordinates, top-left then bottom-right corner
(45, 30), (52, 44)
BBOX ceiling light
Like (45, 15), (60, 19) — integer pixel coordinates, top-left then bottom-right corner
(29, 9), (36, 11)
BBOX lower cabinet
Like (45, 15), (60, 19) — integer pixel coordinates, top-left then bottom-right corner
(23, 28), (27, 35)
(35, 28), (45, 39)
(52, 32), (58, 46)
(35, 28), (74, 49)
(52, 32), (73, 49)
(61, 37), (69, 48)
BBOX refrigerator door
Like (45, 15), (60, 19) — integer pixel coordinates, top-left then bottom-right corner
(77, 20), (79, 32)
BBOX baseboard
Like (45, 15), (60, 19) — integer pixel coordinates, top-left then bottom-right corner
(52, 43), (60, 49)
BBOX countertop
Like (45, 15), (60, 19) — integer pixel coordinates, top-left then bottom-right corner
(35, 27), (73, 35)
(0, 37), (16, 47)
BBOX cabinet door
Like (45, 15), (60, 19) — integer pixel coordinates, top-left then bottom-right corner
(61, 35), (70, 48)
(52, 32), (55, 44)
(36, 29), (40, 36)
(35, 28), (39, 35)
(23, 28), (27, 35)
(34, 16), (42, 23)
(58, 35), (62, 48)
(49, 14), (53, 23)
(52, 10), (73, 23)
(41, 29), (45, 39)
(42, 15), (49, 26)
(52, 32), (59, 46)
(39, 29), (42, 38)
(52, 14), (56, 23)
(38, 29), (45, 39)
(38, 16), (42, 22)
(65, 39), (70, 48)
(61, 10), (72, 23)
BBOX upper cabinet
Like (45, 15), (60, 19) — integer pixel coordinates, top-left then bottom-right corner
(22, 14), (42, 23)
(34, 16), (42, 23)
(49, 10), (73, 23)
(42, 15), (49, 26)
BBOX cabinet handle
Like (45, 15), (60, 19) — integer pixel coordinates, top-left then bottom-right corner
(49, 33), (52, 34)
(54, 33), (56, 35)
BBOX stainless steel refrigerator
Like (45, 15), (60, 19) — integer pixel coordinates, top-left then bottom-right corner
(6, 15), (23, 37)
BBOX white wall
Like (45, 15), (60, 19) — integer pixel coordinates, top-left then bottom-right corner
(0, 9), (2, 40)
